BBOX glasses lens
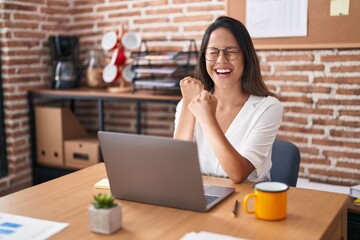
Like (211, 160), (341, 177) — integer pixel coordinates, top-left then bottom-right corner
(225, 47), (240, 60)
(205, 48), (219, 61)
(205, 47), (240, 61)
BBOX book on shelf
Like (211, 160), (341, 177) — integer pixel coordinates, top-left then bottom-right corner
(134, 79), (178, 88)
(350, 184), (360, 198)
(134, 67), (176, 74)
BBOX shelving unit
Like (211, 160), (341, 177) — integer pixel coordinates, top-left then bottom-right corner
(130, 39), (198, 93)
(28, 88), (181, 184)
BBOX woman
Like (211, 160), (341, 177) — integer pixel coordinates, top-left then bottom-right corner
(173, 16), (283, 183)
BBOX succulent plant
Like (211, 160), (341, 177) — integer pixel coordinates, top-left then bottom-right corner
(92, 193), (118, 209)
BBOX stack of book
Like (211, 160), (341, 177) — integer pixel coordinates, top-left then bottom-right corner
(350, 184), (360, 198)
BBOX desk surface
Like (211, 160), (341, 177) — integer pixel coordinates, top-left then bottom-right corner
(0, 163), (348, 240)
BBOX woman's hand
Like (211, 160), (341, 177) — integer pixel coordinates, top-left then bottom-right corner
(188, 90), (218, 126)
(179, 77), (204, 105)
(174, 77), (203, 141)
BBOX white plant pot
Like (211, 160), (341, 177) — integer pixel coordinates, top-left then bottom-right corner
(88, 205), (122, 235)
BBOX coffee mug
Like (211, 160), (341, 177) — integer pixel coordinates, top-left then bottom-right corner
(122, 65), (135, 83)
(243, 182), (289, 221)
(102, 64), (120, 83)
(111, 48), (127, 66)
(101, 31), (120, 51)
(121, 32), (141, 50)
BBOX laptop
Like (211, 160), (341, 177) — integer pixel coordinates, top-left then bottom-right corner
(98, 131), (235, 212)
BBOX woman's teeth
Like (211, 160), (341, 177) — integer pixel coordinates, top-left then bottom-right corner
(216, 69), (231, 75)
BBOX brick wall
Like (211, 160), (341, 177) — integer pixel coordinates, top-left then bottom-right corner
(0, 0), (73, 196)
(0, 0), (359, 195)
(259, 50), (360, 185)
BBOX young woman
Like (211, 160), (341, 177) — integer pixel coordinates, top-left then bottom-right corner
(173, 16), (283, 183)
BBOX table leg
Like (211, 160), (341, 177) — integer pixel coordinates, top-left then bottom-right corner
(27, 92), (37, 182)
(98, 99), (104, 131)
(136, 101), (141, 134)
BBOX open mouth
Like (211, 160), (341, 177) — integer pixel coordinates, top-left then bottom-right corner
(215, 68), (231, 76)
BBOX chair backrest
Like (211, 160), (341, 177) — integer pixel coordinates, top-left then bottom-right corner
(270, 139), (301, 187)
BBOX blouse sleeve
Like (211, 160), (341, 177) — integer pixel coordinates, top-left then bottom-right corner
(239, 98), (283, 181)
(173, 99), (183, 134)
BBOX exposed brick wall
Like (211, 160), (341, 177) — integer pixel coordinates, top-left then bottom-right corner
(0, 0), (74, 196)
(0, 0), (359, 195)
(259, 50), (360, 185)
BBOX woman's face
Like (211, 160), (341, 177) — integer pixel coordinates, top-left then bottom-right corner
(205, 27), (244, 91)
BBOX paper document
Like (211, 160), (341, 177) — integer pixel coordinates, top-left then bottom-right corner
(350, 184), (360, 198)
(330, 0), (350, 16)
(134, 79), (178, 88)
(133, 52), (178, 61)
(134, 67), (176, 74)
(0, 213), (68, 240)
(94, 178), (110, 190)
(246, 0), (308, 38)
(181, 231), (247, 240)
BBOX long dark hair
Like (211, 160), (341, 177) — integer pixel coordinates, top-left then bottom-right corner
(195, 16), (275, 97)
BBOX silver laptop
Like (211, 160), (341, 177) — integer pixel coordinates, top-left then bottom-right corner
(98, 131), (235, 212)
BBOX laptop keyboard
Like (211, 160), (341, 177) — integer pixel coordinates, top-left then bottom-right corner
(205, 195), (219, 205)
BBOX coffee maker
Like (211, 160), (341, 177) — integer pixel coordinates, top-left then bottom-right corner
(49, 35), (82, 89)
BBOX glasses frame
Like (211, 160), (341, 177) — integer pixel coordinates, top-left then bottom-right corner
(204, 46), (242, 61)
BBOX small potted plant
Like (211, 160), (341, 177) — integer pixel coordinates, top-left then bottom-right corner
(88, 193), (122, 234)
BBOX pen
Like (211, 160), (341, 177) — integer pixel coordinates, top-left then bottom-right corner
(232, 199), (239, 217)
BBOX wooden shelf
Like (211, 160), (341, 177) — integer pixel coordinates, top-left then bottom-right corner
(28, 88), (181, 184)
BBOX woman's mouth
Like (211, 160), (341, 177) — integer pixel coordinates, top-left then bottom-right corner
(215, 68), (232, 76)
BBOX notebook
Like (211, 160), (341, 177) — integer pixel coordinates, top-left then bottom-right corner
(98, 131), (235, 212)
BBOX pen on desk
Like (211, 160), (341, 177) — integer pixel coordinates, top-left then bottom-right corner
(232, 200), (239, 217)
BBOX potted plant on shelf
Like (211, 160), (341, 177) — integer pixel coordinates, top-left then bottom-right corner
(88, 193), (122, 234)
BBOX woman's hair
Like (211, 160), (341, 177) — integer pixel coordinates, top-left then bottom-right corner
(195, 16), (276, 97)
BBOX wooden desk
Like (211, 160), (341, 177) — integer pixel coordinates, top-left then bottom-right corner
(0, 163), (349, 240)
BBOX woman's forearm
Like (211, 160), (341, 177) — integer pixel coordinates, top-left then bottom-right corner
(200, 119), (255, 183)
(173, 106), (195, 141)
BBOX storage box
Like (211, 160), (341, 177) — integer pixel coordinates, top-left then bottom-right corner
(35, 107), (87, 167)
(64, 137), (100, 169)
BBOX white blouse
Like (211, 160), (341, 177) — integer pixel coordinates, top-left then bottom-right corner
(174, 95), (283, 182)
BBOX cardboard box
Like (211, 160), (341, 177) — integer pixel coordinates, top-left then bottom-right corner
(64, 137), (100, 169)
(35, 107), (87, 167)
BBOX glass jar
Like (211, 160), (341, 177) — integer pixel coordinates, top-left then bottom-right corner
(85, 50), (106, 88)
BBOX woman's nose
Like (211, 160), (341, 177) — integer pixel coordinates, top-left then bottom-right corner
(216, 51), (228, 63)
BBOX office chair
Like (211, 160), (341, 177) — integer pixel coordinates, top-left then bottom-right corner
(270, 139), (301, 187)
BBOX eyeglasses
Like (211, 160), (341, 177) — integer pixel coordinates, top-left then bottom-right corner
(204, 46), (241, 61)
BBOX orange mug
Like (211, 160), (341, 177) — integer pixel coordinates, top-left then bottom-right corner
(243, 182), (289, 221)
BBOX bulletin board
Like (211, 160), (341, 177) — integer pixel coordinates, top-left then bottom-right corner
(226, 0), (360, 50)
